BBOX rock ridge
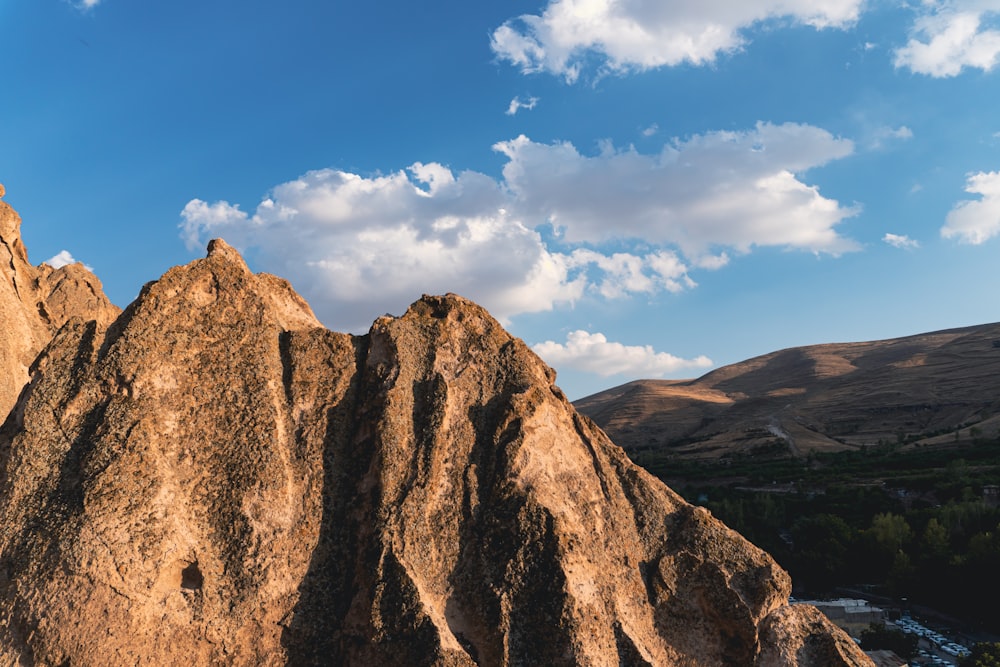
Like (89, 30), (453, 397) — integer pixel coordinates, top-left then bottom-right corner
(0, 190), (871, 666)
(0, 186), (120, 421)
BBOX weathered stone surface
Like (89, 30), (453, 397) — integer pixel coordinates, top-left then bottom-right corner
(757, 604), (874, 666)
(34, 261), (120, 333)
(0, 188), (50, 420)
(0, 187), (119, 420)
(0, 206), (870, 664)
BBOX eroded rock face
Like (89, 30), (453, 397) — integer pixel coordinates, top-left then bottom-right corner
(0, 187), (119, 419)
(0, 229), (871, 664)
(0, 190), (51, 420)
(757, 605), (874, 666)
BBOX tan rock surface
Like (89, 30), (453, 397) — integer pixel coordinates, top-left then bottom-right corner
(0, 231), (869, 664)
(0, 186), (119, 421)
(0, 187), (50, 421)
(757, 605), (873, 666)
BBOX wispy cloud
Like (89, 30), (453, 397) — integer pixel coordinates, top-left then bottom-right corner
(695, 253), (731, 270)
(895, 3), (1000, 77)
(883, 233), (920, 249)
(491, 0), (863, 81)
(868, 125), (914, 150)
(506, 96), (539, 115)
(532, 330), (712, 377)
(941, 170), (1000, 244)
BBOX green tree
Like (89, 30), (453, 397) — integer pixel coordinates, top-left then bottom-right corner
(789, 514), (855, 591)
(869, 513), (913, 553)
(887, 550), (916, 597)
(959, 642), (1000, 667)
(920, 517), (950, 561)
(860, 512), (913, 579)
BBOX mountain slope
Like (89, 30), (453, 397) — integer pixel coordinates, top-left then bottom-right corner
(576, 323), (1000, 459)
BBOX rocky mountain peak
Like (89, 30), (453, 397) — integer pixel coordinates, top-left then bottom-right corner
(0, 184), (29, 269)
(0, 188), (120, 420)
(206, 236), (249, 266)
(0, 206), (871, 665)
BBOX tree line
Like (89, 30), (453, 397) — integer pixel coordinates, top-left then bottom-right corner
(661, 440), (1000, 630)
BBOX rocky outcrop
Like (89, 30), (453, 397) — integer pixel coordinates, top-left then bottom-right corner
(0, 197), (870, 664)
(0, 185), (119, 420)
(757, 605), (874, 666)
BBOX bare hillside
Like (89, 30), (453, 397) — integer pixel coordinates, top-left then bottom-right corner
(576, 324), (1000, 459)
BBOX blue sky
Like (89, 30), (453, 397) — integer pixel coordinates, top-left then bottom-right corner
(3, 0), (1000, 399)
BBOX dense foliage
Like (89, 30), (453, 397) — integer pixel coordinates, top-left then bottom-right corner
(959, 643), (1000, 667)
(636, 438), (1000, 630)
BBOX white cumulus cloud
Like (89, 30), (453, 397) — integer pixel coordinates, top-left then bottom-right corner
(44, 250), (94, 271)
(895, 2), (1000, 77)
(532, 330), (713, 377)
(883, 233), (920, 249)
(181, 166), (587, 331)
(941, 170), (1000, 244)
(494, 122), (859, 258)
(181, 124), (858, 332)
(45, 250), (78, 269)
(565, 249), (695, 298)
(491, 0), (862, 80)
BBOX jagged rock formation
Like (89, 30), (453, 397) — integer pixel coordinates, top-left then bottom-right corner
(0, 191), (870, 665)
(0, 185), (119, 419)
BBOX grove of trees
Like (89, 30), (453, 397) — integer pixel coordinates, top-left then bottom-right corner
(658, 439), (1000, 630)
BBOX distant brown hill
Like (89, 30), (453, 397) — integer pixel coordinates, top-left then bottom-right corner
(575, 323), (1000, 460)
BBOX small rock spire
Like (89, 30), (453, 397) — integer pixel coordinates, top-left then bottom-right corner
(1, 183), (23, 243)
(205, 238), (252, 274)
